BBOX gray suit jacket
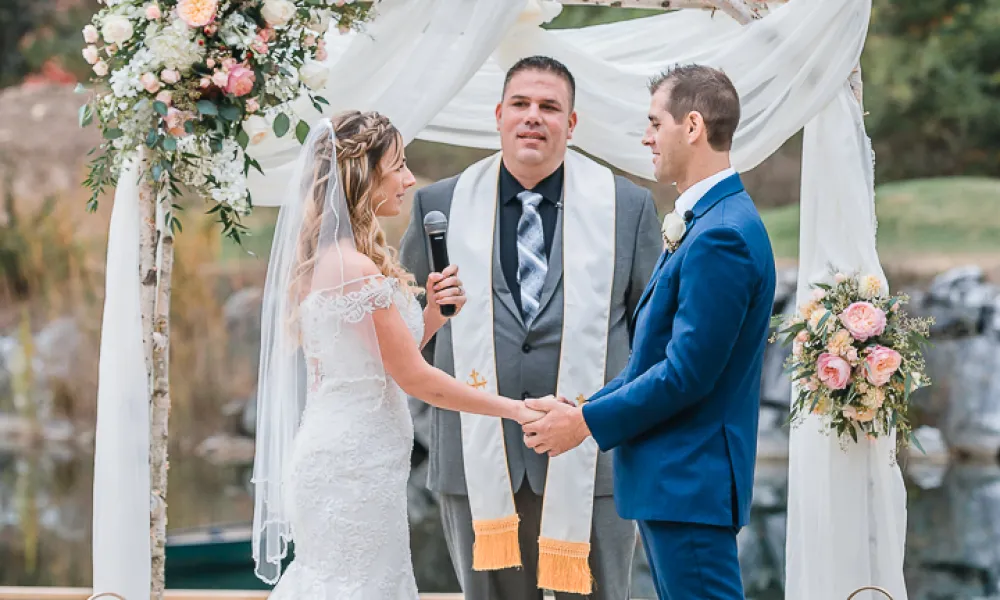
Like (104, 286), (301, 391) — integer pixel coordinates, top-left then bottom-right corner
(399, 170), (661, 497)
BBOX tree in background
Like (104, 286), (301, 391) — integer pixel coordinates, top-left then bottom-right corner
(863, 0), (1000, 181)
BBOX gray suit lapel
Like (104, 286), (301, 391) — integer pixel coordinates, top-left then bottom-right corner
(492, 203), (526, 330)
(533, 204), (564, 322)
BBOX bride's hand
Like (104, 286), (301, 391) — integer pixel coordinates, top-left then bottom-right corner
(514, 396), (550, 425)
(426, 264), (466, 318)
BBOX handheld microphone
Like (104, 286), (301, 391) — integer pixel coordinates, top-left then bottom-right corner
(422, 210), (456, 317)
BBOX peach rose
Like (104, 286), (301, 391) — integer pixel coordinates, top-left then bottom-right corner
(245, 98), (260, 113)
(838, 301), (886, 342)
(817, 353), (851, 390)
(141, 72), (161, 93)
(83, 25), (100, 44)
(82, 46), (100, 65)
(226, 64), (255, 97)
(864, 345), (901, 387)
(145, 3), (162, 20)
(164, 107), (191, 137)
(155, 90), (172, 105)
(177, 0), (218, 28)
(211, 69), (230, 88)
(160, 68), (180, 84)
(826, 328), (853, 357)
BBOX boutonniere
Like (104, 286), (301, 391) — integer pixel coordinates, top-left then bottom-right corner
(661, 210), (693, 252)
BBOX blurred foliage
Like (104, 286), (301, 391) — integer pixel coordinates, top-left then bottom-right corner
(863, 0), (1000, 181)
(1, 0), (99, 87)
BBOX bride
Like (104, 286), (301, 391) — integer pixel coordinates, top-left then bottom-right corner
(251, 111), (542, 597)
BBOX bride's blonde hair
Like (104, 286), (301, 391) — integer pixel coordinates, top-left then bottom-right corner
(291, 111), (418, 304)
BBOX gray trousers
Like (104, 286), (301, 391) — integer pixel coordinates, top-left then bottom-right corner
(439, 486), (637, 600)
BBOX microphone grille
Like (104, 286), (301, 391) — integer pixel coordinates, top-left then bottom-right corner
(423, 210), (448, 235)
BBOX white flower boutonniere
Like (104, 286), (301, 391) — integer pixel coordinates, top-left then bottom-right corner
(661, 211), (688, 252)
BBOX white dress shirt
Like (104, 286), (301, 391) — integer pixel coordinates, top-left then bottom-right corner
(672, 167), (736, 216)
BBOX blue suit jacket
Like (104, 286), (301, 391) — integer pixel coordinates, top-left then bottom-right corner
(582, 173), (776, 528)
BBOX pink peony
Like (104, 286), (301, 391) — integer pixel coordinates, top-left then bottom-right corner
(155, 90), (172, 105)
(177, 0), (218, 28)
(140, 72), (161, 93)
(251, 39), (269, 55)
(145, 3), (162, 20)
(838, 301), (887, 342)
(816, 353), (851, 390)
(864, 345), (902, 387)
(199, 77), (211, 88)
(226, 64), (255, 97)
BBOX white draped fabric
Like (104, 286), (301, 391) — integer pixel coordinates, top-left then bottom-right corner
(93, 0), (907, 597)
(92, 159), (151, 600)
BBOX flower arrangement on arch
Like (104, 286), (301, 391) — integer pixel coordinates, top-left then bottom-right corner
(771, 270), (933, 454)
(79, 0), (373, 242)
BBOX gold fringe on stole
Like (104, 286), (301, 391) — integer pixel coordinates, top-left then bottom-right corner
(472, 514), (522, 570)
(537, 537), (593, 595)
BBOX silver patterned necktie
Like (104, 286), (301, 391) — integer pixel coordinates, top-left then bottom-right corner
(516, 190), (547, 324)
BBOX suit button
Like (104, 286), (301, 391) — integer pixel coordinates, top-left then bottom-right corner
(522, 343), (532, 353)
(522, 392), (530, 400)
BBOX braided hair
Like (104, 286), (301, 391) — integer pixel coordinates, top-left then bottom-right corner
(292, 111), (417, 311)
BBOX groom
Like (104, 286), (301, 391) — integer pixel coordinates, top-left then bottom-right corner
(524, 65), (777, 599)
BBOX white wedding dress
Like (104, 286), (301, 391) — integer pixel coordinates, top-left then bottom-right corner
(268, 275), (422, 599)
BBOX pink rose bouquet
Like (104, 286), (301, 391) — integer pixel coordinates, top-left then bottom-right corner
(771, 270), (933, 452)
(79, 0), (376, 242)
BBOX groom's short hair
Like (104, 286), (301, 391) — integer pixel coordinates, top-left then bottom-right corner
(648, 65), (740, 152)
(502, 56), (576, 109)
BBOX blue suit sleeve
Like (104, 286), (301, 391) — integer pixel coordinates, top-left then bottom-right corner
(583, 226), (757, 451)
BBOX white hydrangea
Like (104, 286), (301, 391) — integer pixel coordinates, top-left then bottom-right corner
(177, 137), (249, 212)
(209, 140), (249, 211)
(147, 18), (204, 72)
(109, 48), (154, 98)
(219, 12), (257, 50)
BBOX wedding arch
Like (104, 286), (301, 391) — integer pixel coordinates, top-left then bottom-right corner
(92, 1), (906, 599)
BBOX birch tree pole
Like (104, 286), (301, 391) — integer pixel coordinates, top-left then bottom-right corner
(135, 150), (175, 600)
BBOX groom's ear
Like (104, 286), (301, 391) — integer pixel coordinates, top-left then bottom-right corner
(567, 110), (578, 139)
(495, 102), (503, 131)
(686, 111), (706, 144)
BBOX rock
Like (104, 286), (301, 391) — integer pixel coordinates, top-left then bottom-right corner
(195, 434), (256, 466)
(240, 391), (257, 437)
(34, 317), (82, 381)
(919, 266), (999, 337)
(910, 426), (949, 464)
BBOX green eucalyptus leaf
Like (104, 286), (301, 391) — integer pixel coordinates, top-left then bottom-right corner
(295, 120), (310, 144)
(273, 113), (291, 137)
(197, 100), (219, 116)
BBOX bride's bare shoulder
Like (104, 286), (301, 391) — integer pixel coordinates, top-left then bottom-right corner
(312, 245), (382, 288)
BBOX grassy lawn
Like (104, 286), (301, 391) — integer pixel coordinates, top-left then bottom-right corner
(761, 177), (1000, 260)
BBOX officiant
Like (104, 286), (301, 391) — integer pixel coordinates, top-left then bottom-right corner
(400, 55), (661, 600)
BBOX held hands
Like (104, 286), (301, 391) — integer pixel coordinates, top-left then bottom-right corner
(426, 264), (466, 318)
(521, 396), (591, 457)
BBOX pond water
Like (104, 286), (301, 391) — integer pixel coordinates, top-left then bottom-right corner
(0, 445), (998, 599)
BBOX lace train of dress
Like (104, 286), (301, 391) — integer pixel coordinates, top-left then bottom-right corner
(269, 276), (422, 599)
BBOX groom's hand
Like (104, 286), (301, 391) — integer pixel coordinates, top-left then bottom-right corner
(522, 397), (591, 457)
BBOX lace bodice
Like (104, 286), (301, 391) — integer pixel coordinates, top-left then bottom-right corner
(299, 276), (424, 397)
(269, 275), (423, 599)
